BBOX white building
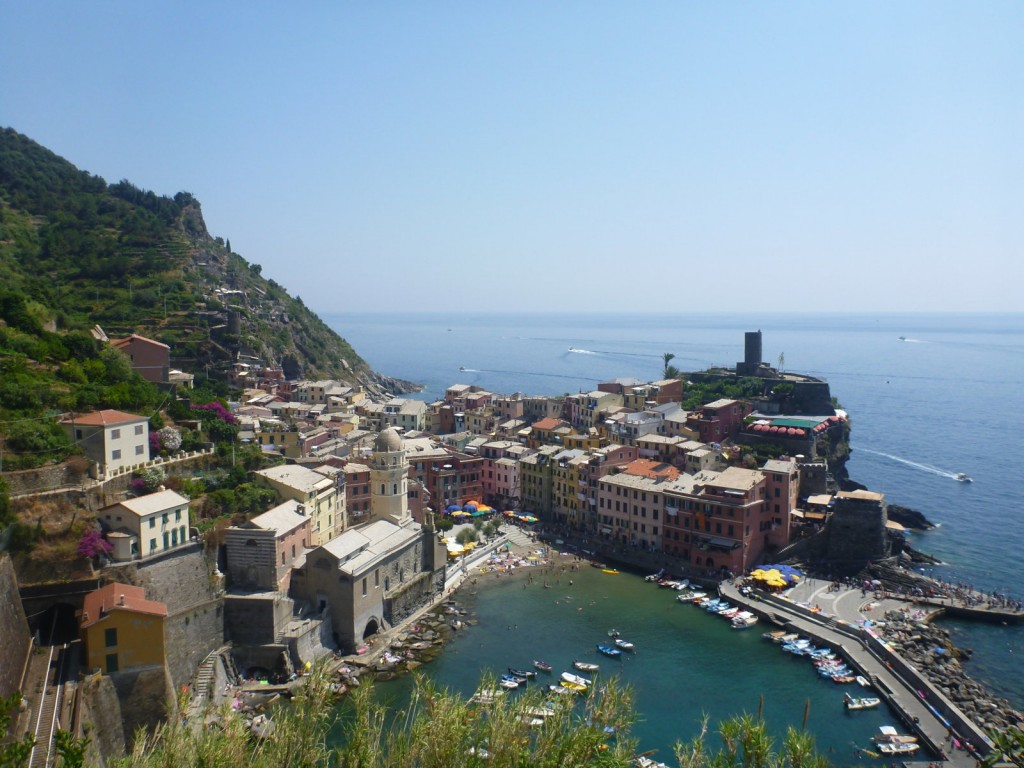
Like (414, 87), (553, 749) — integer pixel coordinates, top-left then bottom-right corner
(99, 488), (190, 561)
(61, 409), (149, 477)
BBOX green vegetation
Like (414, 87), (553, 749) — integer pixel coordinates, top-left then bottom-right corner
(683, 377), (765, 411)
(100, 669), (833, 768)
(0, 127), (370, 469)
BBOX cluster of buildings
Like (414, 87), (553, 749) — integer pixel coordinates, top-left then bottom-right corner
(66, 330), (869, 684)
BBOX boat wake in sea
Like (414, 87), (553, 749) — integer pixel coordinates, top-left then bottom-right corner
(567, 347), (598, 355)
(458, 367), (480, 372)
(857, 448), (970, 482)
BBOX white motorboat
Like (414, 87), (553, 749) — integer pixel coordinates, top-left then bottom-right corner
(561, 671), (591, 687)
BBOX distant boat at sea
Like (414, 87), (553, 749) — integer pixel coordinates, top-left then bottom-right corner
(955, 473), (972, 483)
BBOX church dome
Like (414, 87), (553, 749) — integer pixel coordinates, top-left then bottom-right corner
(374, 427), (403, 453)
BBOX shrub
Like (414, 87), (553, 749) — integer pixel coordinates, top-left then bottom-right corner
(76, 528), (112, 558)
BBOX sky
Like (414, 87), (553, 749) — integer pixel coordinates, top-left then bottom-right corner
(2, 2), (1022, 314)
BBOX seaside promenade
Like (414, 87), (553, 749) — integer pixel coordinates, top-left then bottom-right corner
(719, 577), (987, 768)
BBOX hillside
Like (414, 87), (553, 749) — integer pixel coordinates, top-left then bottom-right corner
(0, 127), (416, 404)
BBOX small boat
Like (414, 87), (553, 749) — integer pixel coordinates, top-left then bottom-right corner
(548, 684), (574, 696)
(533, 660), (553, 673)
(645, 569), (665, 582)
(955, 472), (972, 483)
(763, 630), (787, 642)
(873, 726), (918, 745)
(634, 755), (671, 768)
(591, 562), (608, 569)
(459, 366), (466, 371)
(602, 568), (620, 575)
(856, 675), (871, 688)
(877, 742), (920, 755)
(561, 680), (588, 693)
(470, 688), (505, 704)
(561, 671), (591, 687)
(507, 668), (533, 682)
(608, 629), (621, 638)
(614, 638), (635, 651)
(897, 336), (907, 342)
(597, 643), (623, 658)
(499, 675), (520, 689)
(731, 612), (758, 629)
(525, 705), (557, 718)
(573, 660), (599, 672)
(844, 693), (881, 710)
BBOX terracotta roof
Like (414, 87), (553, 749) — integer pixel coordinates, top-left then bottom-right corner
(111, 334), (169, 350)
(532, 417), (566, 430)
(63, 409), (146, 426)
(80, 582), (167, 629)
(621, 458), (681, 480)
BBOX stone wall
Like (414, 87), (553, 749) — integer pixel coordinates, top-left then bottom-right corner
(78, 672), (127, 765)
(108, 665), (174, 745)
(104, 544), (225, 690)
(825, 497), (889, 573)
(164, 598), (224, 691)
(224, 593), (293, 646)
(0, 555), (31, 698)
(2, 464), (87, 497)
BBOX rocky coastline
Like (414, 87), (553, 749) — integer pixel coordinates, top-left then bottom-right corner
(875, 608), (1024, 734)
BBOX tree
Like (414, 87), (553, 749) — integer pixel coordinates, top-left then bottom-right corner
(455, 527), (478, 546)
(663, 352), (681, 380)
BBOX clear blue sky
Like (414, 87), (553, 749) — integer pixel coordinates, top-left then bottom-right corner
(2, 3), (1022, 314)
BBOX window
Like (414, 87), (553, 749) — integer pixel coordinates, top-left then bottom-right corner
(111, 429), (121, 440)
(105, 653), (119, 673)
(162, 512), (168, 524)
(105, 627), (118, 647)
(150, 538), (157, 551)
(135, 425), (144, 435)
(175, 510), (181, 521)
(163, 532), (169, 549)
(362, 578), (367, 596)
(133, 444), (143, 456)
(111, 449), (122, 461)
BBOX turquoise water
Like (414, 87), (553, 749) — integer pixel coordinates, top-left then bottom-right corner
(353, 563), (901, 764)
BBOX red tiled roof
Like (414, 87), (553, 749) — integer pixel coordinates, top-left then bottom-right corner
(621, 458), (681, 480)
(532, 417), (565, 430)
(80, 583), (168, 629)
(111, 334), (170, 350)
(62, 409), (146, 426)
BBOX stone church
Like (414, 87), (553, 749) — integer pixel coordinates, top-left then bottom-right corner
(292, 427), (448, 651)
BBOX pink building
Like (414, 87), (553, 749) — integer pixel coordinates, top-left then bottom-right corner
(225, 500), (311, 593)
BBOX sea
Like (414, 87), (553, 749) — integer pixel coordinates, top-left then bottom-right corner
(321, 311), (1024, 758)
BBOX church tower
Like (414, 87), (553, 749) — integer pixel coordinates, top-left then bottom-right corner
(369, 427), (410, 525)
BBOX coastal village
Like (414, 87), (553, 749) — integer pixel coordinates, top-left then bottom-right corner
(1, 328), (1021, 767)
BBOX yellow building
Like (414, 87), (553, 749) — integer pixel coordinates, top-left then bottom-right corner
(80, 583), (167, 674)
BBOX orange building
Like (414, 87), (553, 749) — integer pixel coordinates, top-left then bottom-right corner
(80, 583), (167, 674)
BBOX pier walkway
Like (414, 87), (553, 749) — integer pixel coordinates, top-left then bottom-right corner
(720, 578), (988, 767)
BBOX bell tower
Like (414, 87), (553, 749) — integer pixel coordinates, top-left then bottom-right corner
(369, 427), (410, 525)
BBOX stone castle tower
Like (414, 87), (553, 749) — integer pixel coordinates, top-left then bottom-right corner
(369, 427), (410, 525)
